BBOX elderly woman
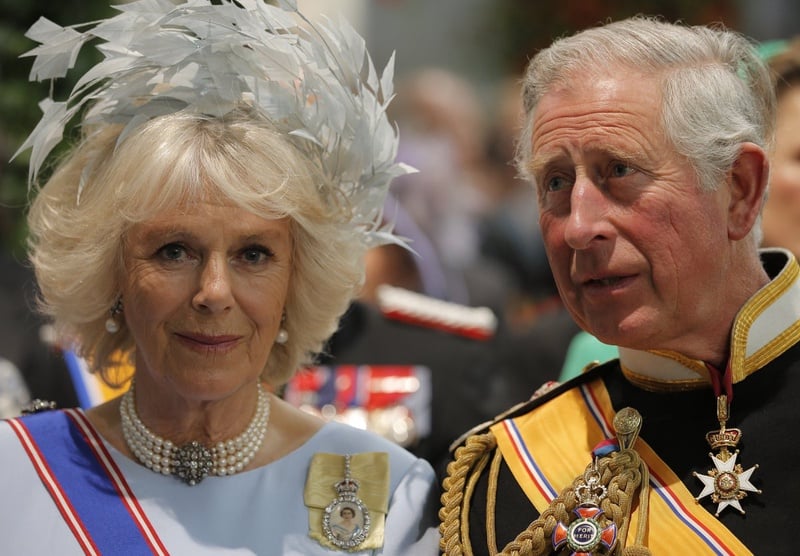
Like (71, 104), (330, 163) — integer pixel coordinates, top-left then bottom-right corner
(0, 1), (439, 554)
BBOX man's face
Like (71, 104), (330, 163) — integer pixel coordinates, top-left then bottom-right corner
(528, 71), (734, 352)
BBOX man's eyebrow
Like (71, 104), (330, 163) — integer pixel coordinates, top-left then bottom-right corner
(528, 149), (570, 179)
(527, 156), (552, 178)
(599, 144), (647, 164)
(529, 144), (646, 176)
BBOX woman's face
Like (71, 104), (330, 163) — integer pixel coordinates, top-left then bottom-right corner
(761, 86), (800, 258)
(121, 200), (293, 402)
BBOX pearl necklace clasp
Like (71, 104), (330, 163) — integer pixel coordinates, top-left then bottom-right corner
(120, 383), (270, 486)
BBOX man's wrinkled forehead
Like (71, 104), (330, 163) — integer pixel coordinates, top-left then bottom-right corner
(527, 71), (665, 166)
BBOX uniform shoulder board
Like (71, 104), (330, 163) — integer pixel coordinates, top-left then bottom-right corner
(447, 360), (617, 454)
(375, 285), (498, 341)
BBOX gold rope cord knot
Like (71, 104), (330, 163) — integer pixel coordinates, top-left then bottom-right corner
(439, 433), (650, 556)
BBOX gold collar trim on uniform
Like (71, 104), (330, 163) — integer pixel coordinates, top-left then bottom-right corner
(621, 249), (800, 392)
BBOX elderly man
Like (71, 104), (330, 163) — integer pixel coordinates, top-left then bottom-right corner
(440, 16), (796, 555)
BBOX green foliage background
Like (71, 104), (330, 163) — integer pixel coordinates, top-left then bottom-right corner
(0, 0), (112, 258)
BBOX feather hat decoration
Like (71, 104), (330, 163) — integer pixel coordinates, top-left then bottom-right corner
(15, 0), (413, 247)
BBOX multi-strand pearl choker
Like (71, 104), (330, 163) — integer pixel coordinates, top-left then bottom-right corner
(120, 383), (270, 486)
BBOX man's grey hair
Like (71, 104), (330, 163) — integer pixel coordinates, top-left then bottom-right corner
(516, 16), (775, 246)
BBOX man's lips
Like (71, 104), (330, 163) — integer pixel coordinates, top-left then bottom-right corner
(584, 275), (628, 287)
(578, 273), (637, 292)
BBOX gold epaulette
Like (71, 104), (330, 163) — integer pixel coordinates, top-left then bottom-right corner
(375, 285), (497, 340)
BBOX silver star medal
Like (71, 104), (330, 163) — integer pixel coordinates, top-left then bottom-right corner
(693, 395), (761, 515)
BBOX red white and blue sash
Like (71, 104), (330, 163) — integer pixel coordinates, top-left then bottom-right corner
(7, 409), (168, 555)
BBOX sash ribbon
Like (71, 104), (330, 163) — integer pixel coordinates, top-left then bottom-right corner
(8, 409), (168, 555)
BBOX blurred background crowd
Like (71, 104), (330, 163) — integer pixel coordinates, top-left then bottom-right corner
(3, 0), (800, 467)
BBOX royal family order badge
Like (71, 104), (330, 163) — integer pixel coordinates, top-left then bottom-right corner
(323, 454), (371, 550)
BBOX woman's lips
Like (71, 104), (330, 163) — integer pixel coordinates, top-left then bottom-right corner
(175, 333), (242, 353)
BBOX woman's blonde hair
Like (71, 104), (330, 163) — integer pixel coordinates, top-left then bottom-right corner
(28, 109), (366, 386)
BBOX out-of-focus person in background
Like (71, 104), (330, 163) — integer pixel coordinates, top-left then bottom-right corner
(441, 15), (796, 554)
(388, 67), (518, 313)
(761, 37), (800, 257)
(0, 1), (439, 554)
(480, 77), (561, 330)
(286, 197), (520, 471)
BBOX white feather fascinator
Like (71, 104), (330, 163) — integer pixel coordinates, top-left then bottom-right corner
(15, 0), (412, 247)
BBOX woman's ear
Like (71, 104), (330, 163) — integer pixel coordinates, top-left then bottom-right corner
(727, 142), (769, 241)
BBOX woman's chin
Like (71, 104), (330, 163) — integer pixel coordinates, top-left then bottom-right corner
(142, 372), (260, 404)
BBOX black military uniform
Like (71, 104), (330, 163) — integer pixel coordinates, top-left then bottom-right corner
(286, 286), (522, 470)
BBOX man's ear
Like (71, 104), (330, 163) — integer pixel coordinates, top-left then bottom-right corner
(728, 142), (769, 241)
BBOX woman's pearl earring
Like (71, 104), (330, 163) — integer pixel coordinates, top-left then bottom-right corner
(275, 328), (289, 345)
(275, 312), (288, 344)
(105, 298), (123, 334)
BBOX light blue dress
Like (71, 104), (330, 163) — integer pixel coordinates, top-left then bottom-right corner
(0, 415), (440, 555)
